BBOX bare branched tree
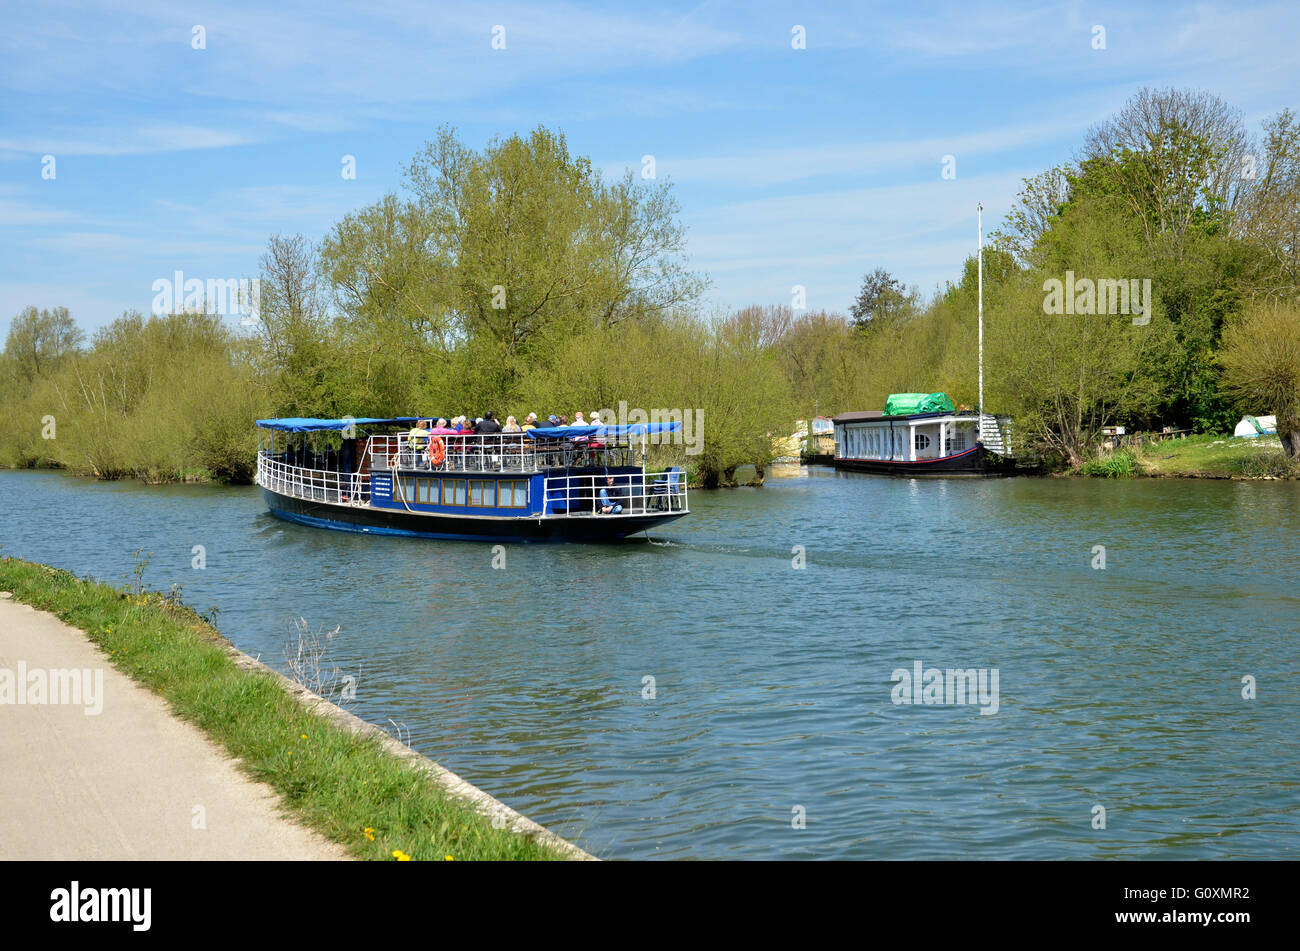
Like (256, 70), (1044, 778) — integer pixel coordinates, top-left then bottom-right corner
(1081, 87), (1249, 254)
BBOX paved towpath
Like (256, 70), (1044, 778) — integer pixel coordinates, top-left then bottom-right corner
(0, 594), (348, 860)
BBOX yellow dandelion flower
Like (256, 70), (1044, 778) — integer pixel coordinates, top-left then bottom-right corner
(392, 849), (410, 861)
(445, 855), (454, 861)
(300, 733), (308, 739)
(364, 828), (375, 841)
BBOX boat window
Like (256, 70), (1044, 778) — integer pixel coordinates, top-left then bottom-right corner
(946, 429), (966, 452)
(915, 433), (931, 452)
(442, 479), (466, 505)
(469, 480), (496, 507)
(500, 480), (527, 508)
(417, 478), (436, 504)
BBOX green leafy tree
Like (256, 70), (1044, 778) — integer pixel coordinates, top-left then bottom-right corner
(1221, 301), (1300, 457)
(1, 306), (84, 393)
(849, 267), (919, 330)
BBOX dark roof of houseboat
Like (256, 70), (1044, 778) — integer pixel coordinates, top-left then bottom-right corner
(831, 411), (885, 423)
(257, 417), (419, 432)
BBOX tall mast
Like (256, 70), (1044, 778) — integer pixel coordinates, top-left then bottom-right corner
(977, 202), (984, 416)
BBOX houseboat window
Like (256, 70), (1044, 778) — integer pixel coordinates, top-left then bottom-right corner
(499, 480), (527, 508)
(946, 429), (967, 452)
(417, 478), (436, 504)
(915, 433), (931, 451)
(442, 479), (466, 505)
(468, 480), (496, 507)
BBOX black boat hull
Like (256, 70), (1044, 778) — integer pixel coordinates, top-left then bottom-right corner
(261, 487), (686, 542)
(832, 445), (1013, 476)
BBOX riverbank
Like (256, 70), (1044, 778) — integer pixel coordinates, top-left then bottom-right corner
(0, 556), (587, 861)
(1075, 434), (1298, 479)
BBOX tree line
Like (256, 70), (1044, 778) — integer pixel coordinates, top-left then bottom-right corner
(2, 88), (1297, 483)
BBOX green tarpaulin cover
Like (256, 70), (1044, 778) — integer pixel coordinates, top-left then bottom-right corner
(884, 392), (956, 416)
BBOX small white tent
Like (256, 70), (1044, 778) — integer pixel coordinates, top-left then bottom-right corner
(1233, 415), (1277, 438)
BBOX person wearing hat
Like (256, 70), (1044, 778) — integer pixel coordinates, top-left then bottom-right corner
(585, 411), (606, 463)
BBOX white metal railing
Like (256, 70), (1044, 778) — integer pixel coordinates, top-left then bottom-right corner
(543, 471), (687, 518)
(257, 453), (370, 505)
(370, 432), (637, 473)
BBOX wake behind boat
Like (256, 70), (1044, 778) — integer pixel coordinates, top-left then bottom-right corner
(255, 417), (689, 542)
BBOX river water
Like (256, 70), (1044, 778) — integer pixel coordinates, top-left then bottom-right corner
(2, 467), (1297, 859)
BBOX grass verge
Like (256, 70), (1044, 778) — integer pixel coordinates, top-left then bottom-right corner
(0, 556), (568, 861)
(1128, 434), (1298, 478)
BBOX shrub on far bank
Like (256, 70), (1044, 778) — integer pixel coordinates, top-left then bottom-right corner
(1076, 447), (1140, 478)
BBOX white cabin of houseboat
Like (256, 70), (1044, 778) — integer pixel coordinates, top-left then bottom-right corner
(832, 411), (986, 463)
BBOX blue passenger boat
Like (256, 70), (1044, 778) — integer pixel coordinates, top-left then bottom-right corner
(255, 417), (689, 542)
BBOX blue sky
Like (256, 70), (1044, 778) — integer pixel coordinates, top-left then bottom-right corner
(3, 0), (1298, 337)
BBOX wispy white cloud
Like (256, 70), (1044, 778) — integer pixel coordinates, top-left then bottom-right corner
(688, 171), (1030, 311)
(602, 114), (1096, 187)
(0, 125), (253, 157)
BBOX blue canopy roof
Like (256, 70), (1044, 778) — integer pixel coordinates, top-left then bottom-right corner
(527, 422), (682, 439)
(256, 417), (419, 433)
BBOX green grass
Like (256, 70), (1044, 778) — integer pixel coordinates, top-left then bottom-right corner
(0, 556), (570, 861)
(1077, 448), (1139, 478)
(1130, 433), (1297, 478)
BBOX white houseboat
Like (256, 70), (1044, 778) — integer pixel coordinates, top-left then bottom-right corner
(831, 404), (1013, 475)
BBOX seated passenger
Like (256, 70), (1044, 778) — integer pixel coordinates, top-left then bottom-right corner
(522, 413), (539, 431)
(407, 419), (430, 464)
(599, 476), (624, 515)
(476, 412), (503, 434)
(503, 415), (522, 433)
